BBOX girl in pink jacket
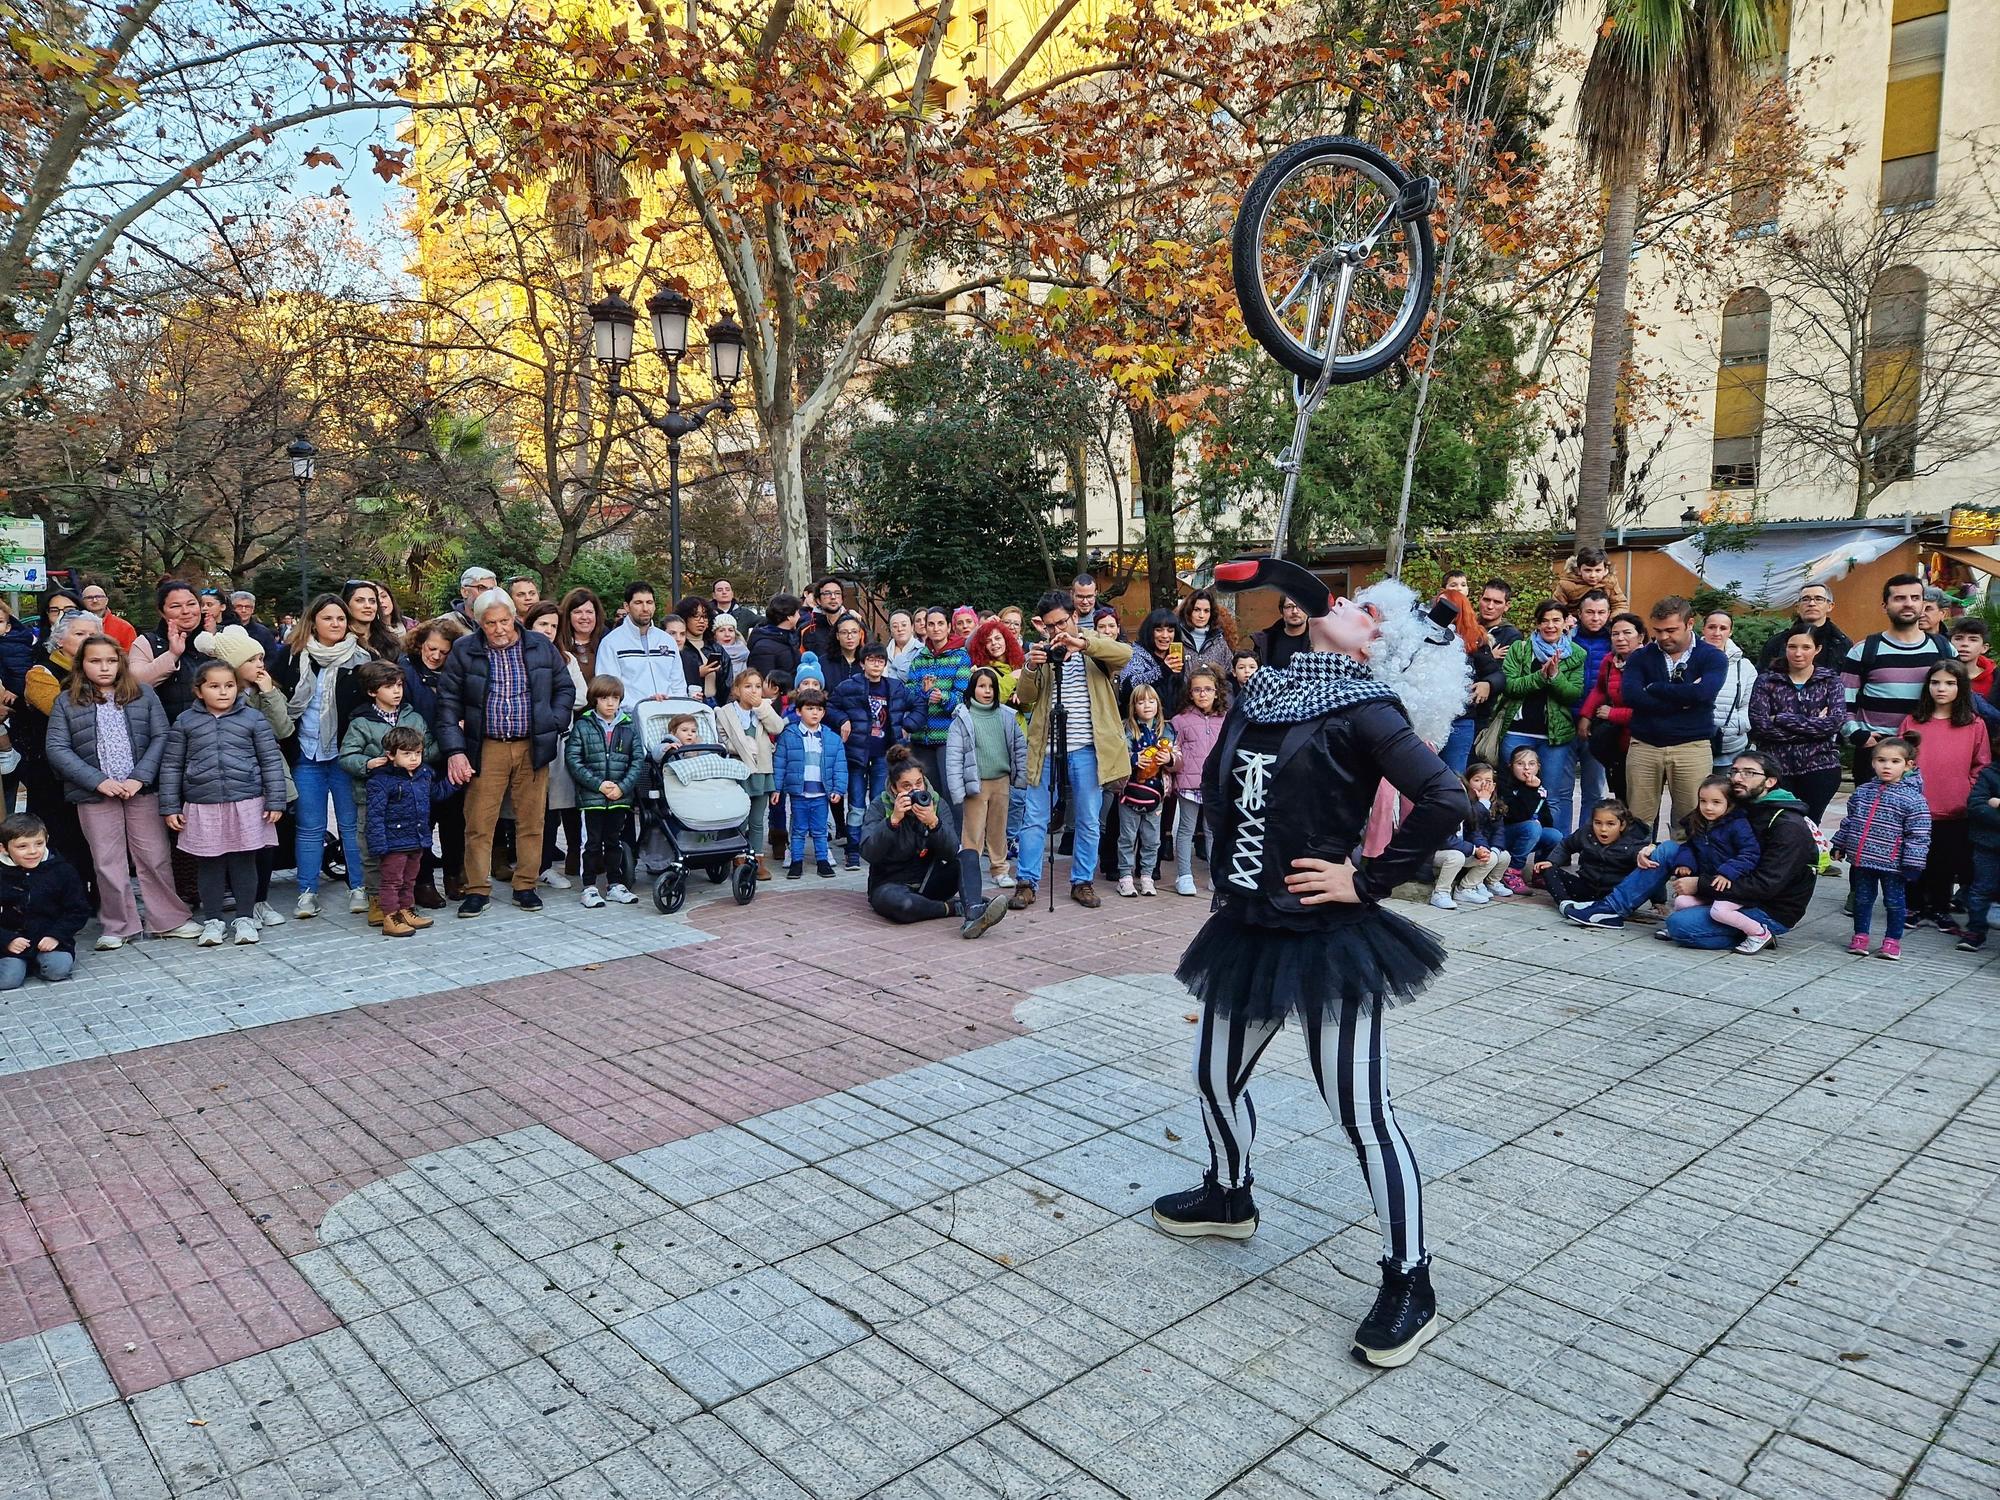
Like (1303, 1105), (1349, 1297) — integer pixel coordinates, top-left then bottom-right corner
(1168, 664), (1228, 896)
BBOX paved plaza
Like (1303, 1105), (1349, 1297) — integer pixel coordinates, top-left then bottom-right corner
(0, 862), (1993, 1499)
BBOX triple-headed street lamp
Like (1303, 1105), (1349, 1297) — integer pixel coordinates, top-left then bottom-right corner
(288, 434), (317, 610)
(586, 288), (746, 604)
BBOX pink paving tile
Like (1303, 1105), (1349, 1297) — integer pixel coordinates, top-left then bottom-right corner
(261, 1012), (448, 1084)
(237, 1173), (386, 1258)
(0, 1254), (77, 1344)
(87, 1259), (338, 1395)
(114, 1034), (311, 1116)
(49, 1210), (287, 1318)
(0, 1194), (46, 1269)
(20, 1164), (239, 1253)
(543, 1090), (727, 1160)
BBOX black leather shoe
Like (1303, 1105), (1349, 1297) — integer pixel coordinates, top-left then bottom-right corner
(457, 894), (488, 919)
(512, 889), (543, 912)
(1352, 1257), (1440, 1368)
(1150, 1172), (1257, 1240)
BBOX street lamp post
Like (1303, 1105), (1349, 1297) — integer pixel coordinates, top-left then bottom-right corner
(586, 288), (746, 604)
(288, 435), (317, 611)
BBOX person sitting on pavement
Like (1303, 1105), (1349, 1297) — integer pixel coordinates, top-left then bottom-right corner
(860, 745), (1005, 938)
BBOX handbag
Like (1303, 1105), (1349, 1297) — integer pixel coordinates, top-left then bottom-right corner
(1472, 711), (1508, 768)
(1120, 778), (1165, 810)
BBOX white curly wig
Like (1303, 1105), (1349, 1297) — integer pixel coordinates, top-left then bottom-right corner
(1355, 578), (1472, 747)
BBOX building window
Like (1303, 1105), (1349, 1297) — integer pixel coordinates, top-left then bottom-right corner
(1863, 266), (1925, 486)
(1710, 288), (1770, 490)
(1881, 0), (1946, 212)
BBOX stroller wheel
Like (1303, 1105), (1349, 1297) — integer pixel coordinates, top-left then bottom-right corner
(733, 864), (757, 904)
(705, 863), (730, 884)
(655, 871), (687, 915)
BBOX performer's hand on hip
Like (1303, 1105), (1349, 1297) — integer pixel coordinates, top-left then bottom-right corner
(1285, 857), (1361, 905)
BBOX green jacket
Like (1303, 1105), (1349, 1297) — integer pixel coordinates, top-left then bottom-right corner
(1499, 638), (1586, 747)
(565, 711), (644, 810)
(1015, 630), (1135, 786)
(338, 705), (439, 779)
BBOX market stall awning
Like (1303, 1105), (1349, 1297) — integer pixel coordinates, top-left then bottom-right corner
(1937, 544), (2000, 576)
(1661, 527), (1910, 610)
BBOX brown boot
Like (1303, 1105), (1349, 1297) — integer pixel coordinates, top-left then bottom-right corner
(367, 898), (385, 927)
(443, 873), (465, 900)
(1070, 882), (1101, 910)
(1008, 882), (1037, 910)
(400, 908), (434, 930)
(382, 911), (412, 937)
(414, 882), (446, 910)
(756, 857), (772, 882)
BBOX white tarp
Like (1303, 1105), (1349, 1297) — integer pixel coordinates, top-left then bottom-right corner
(1660, 527), (1908, 610)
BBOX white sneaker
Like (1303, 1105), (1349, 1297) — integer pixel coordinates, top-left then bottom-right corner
(1734, 929), (1773, 954)
(253, 901), (286, 928)
(160, 920), (205, 939)
(993, 872), (1017, 888)
(197, 920), (228, 946)
(1428, 890), (1458, 911)
(541, 869), (573, 890)
(1138, 875), (1157, 897)
(1458, 884), (1491, 906)
(294, 891), (320, 919)
(606, 883), (638, 904)
(1485, 881), (1514, 899)
(580, 887), (606, 909)
(1175, 874), (1197, 896)
(347, 888), (368, 915)
(94, 934), (125, 951)
(232, 918), (260, 945)
(1116, 876), (1137, 898)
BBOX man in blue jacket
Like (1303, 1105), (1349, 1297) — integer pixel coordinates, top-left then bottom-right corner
(1619, 596), (1725, 836)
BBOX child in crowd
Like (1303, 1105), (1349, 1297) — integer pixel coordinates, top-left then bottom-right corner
(945, 666), (1026, 890)
(1533, 797), (1648, 913)
(1900, 660), (1990, 934)
(1116, 682), (1176, 897)
(773, 687), (846, 878)
(159, 661), (289, 946)
(0, 814), (90, 988)
(1832, 736), (1930, 959)
(43, 635), (200, 946)
(1552, 545), (1628, 613)
(1670, 774), (1770, 952)
(368, 726), (447, 937)
(1431, 762), (1509, 909)
(203, 626), (297, 928)
(1499, 744), (1564, 890)
(1948, 618), (1994, 704)
(339, 660), (437, 926)
(567, 674), (643, 907)
(828, 643), (918, 872)
(1961, 756), (2000, 952)
(1168, 664), (1227, 896)
(1230, 648), (1259, 694)
(719, 669), (784, 880)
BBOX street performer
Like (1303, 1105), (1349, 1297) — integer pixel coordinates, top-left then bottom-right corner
(1150, 556), (1468, 1370)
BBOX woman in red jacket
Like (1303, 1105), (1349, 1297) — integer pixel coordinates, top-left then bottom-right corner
(1577, 611), (1644, 803)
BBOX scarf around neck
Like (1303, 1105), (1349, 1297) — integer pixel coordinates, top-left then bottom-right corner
(1237, 649), (1396, 725)
(1529, 629), (1573, 666)
(287, 635), (367, 718)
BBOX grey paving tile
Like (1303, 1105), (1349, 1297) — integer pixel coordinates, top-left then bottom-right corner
(817, 1128), (1010, 1210)
(908, 1170), (1119, 1265)
(0, 1402), (170, 1499)
(882, 1271), (1136, 1413)
(612, 1268), (868, 1406)
(1017, 1217), (1257, 1338)
(868, 1422), (1124, 1499)
(0, 1323), (118, 1440)
(686, 1167), (896, 1262)
(615, 1125), (806, 1205)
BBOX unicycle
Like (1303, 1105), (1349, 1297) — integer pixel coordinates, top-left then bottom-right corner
(1231, 136), (1437, 554)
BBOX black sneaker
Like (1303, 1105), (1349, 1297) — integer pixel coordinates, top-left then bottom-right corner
(1352, 1257), (1440, 1369)
(817, 861), (836, 878)
(960, 897), (1007, 940)
(457, 894), (488, 918)
(845, 854), (862, 871)
(1150, 1172), (1258, 1240)
(513, 889), (543, 912)
(786, 861), (804, 880)
(1957, 932), (1987, 952)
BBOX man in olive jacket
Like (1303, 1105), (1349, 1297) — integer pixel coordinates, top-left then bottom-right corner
(1012, 588), (1133, 909)
(439, 589), (577, 916)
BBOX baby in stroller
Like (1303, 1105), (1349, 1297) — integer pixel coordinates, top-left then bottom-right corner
(634, 698), (759, 912)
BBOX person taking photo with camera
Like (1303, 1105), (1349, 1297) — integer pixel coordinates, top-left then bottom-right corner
(858, 746), (1006, 938)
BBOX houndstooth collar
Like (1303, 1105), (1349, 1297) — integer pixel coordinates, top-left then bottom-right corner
(1238, 649), (1396, 725)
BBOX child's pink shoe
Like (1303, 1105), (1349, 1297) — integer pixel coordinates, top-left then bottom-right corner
(1502, 870), (1527, 895)
(1846, 934), (1871, 956)
(1877, 938), (1901, 961)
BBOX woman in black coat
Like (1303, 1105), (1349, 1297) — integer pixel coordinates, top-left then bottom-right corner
(1149, 557), (1466, 1375)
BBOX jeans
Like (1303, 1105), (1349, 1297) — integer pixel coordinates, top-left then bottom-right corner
(845, 757), (888, 844)
(293, 758), (362, 894)
(870, 858), (958, 923)
(789, 795), (832, 864)
(1664, 906), (1787, 950)
(1576, 739), (1608, 812)
(1008, 784), (1027, 850)
(1173, 793), (1205, 885)
(581, 807), (631, 887)
(1117, 802), (1162, 879)
(1502, 735), (1576, 833)
(1440, 716), (1476, 776)
(1503, 819), (1563, 871)
(1964, 849), (2000, 937)
(1852, 868), (1907, 941)
(0, 949), (74, 989)
(1019, 744), (1102, 890)
(1591, 838), (1683, 915)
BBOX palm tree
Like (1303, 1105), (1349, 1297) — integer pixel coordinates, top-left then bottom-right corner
(1571, 0), (1776, 549)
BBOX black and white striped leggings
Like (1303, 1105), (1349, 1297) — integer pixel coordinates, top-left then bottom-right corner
(1192, 1001), (1427, 1270)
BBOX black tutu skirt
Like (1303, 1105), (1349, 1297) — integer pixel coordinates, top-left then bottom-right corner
(1175, 905), (1447, 1024)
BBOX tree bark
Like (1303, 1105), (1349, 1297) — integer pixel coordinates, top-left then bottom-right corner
(769, 423), (812, 591)
(1130, 408), (1180, 610)
(1574, 172), (1642, 552)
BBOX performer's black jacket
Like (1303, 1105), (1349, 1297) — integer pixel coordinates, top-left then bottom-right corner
(1203, 699), (1468, 928)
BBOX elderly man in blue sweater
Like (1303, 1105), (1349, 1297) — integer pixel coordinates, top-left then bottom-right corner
(1619, 596), (1726, 836)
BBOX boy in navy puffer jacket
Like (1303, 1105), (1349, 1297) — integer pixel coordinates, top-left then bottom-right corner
(368, 726), (449, 938)
(1831, 736), (1930, 960)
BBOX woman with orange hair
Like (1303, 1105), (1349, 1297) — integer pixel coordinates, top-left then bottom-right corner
(1437, 588), (1501, 775)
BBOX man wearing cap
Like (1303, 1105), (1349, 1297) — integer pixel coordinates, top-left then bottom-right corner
(77, 582), (137, 649)
(454, 567), (497, 623)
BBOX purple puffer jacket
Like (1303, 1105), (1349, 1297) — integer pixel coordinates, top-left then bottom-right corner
(1832, 769), (1931, 873)
(1167, 707), (1226, 800)
(1748, 667), (1843, 776)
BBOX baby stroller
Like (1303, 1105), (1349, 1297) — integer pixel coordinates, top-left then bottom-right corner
(632, 697), (758, 913)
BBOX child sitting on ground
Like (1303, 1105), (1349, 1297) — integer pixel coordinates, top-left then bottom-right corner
(1533, 797), (1648, 913)
(1831, 736), (1930, 960)
(367, 726), (448, 938)
(0, 813), (90, 988)
(1499, 744), (1564, 891)
(1431, 762), (1510, 910)
(1669, 774), (1770, 952)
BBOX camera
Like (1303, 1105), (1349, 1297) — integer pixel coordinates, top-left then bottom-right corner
(908, 788), (933, 807)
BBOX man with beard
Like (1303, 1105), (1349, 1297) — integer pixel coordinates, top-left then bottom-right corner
(1840, 574), (1957, 780)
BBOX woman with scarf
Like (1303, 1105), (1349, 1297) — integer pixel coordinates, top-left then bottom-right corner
(401, 616), (469, 901)
(277, 594), (371, 918)
(1150, 557), (1466, 1371)
(1175, 588), (1240, 677)
(1496, 598), (1587, 834)
(712, 612), (750, 682)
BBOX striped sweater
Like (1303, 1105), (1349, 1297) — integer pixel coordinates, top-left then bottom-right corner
(1841, 632), (1955, 743)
